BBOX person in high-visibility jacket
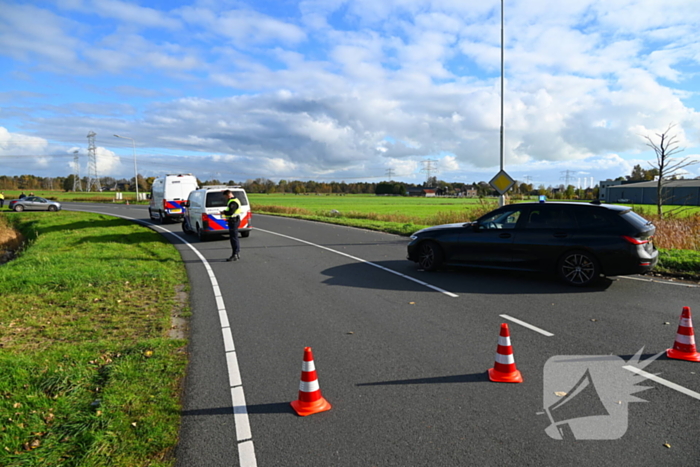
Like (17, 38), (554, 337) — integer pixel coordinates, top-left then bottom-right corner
(0, 192), (4, 209)
(221, 190), (242, 261)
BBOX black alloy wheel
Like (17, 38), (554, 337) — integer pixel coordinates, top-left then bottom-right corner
(417, 241), (444, 271)
(558, 250), (600, 286)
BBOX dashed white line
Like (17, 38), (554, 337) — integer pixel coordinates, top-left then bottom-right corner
(256, 227), (459, 298)
(500, 314), (554, 337)
(623, 366), (700, 401)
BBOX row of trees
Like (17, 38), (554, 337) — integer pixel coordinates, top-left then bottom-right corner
(0, 172), (600, 200)
(0, 174), (147, 193)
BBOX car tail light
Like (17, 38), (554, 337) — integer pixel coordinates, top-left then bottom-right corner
(201, 214), (209, 229)
(622, 235), (649, 245)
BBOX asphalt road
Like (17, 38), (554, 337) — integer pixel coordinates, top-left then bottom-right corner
(65, 203), (700, 467)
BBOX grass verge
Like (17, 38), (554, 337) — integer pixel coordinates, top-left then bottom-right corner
(0, 211), (188, 467)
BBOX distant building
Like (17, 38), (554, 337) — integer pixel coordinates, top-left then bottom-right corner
(407, 187), (437, 197)
(599, 179), (700, 205)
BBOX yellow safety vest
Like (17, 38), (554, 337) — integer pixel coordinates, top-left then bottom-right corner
(224, 198), (241, 219)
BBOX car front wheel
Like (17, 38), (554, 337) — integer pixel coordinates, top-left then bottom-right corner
(417, 241), (444, 271)
(48, 205), (57, 212)
(558, 250), (600, 286)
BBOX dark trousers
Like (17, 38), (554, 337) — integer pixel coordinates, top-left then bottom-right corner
(228, 217), (240, 255)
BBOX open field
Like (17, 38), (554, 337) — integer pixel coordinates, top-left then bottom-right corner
(0, 212), (187, 467)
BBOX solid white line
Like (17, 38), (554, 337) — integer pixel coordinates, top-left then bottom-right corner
(80, 210), (258, 467)
(623, 366), (700, 401)
(256, 227), (459, 298)
(500, 314), (554, 337)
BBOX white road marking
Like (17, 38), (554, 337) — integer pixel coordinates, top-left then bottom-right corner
(623, 366), (700, 401)
(618, 276), (699, 288)
(500, 314), (554, 337)
(256, 228), (459, 298)
(81, 210), (258, 467)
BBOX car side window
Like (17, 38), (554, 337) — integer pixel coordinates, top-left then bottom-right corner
(575, 208), (616, 229)
(525, 208), (576, 229)
(479, 209), (523, 230)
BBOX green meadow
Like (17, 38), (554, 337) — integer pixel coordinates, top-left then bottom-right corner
(0, 212), (187, 467)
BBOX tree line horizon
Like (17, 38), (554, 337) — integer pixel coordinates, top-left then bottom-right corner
(0, 163), (695, 199)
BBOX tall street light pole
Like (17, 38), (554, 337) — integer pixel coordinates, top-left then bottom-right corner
(499, 0), (506, 207)
(114, 134), (138, 202)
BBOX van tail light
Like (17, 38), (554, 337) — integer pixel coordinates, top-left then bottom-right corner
(201, 214), (209, 229)
(622, 235), (649, 245)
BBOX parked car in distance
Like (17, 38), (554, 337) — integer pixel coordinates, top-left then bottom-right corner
(8, 196), (62, 212)
(407, 201), (658, 286)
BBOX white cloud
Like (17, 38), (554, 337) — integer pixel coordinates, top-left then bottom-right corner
(1, 0), (700, 187)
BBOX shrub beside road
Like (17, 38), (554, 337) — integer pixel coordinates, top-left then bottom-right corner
(0, 212), (187, 467)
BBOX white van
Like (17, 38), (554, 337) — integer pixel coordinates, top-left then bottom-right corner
(182, 186), (252, 241)
(148, 174), (199, 223)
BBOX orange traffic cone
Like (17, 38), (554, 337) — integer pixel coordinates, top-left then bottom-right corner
(290, 347), (332, 416)
(488, 323), (523, 383)
(667, 307), (700, 362)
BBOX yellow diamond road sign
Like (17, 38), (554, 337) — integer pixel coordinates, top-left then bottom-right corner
(489, 170), (515, 195)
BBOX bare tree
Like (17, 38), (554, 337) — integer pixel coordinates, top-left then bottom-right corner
(644, 124), (698, 217)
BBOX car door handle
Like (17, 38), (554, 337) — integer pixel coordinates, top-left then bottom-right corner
(499, 233), (512, 239)
(553, 233), (568, 238)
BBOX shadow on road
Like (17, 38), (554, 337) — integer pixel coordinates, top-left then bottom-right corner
(320, 260), (614, 295)
(357, 371), (490, 387)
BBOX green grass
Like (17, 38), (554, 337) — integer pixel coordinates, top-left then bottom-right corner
(0, 211), (188, 466)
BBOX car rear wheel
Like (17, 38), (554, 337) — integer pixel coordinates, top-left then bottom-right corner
(159, 210), (168, 224)
(240, 231), (250, 238)
(558, 250), (600, 286)
(417, 241), (444, 271)
(48, 205), (57, 212)
(196, 224), (207, 242)
(13, 205), (24, 212)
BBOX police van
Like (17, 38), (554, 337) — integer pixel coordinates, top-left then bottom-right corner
(182, 186), (252, 241)
(148, 173), (199, 223)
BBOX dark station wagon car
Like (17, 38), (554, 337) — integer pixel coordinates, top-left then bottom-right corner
(407, 201), (658, 286)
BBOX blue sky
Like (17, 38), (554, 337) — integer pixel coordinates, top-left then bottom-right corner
(1, 0), (699, 187)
